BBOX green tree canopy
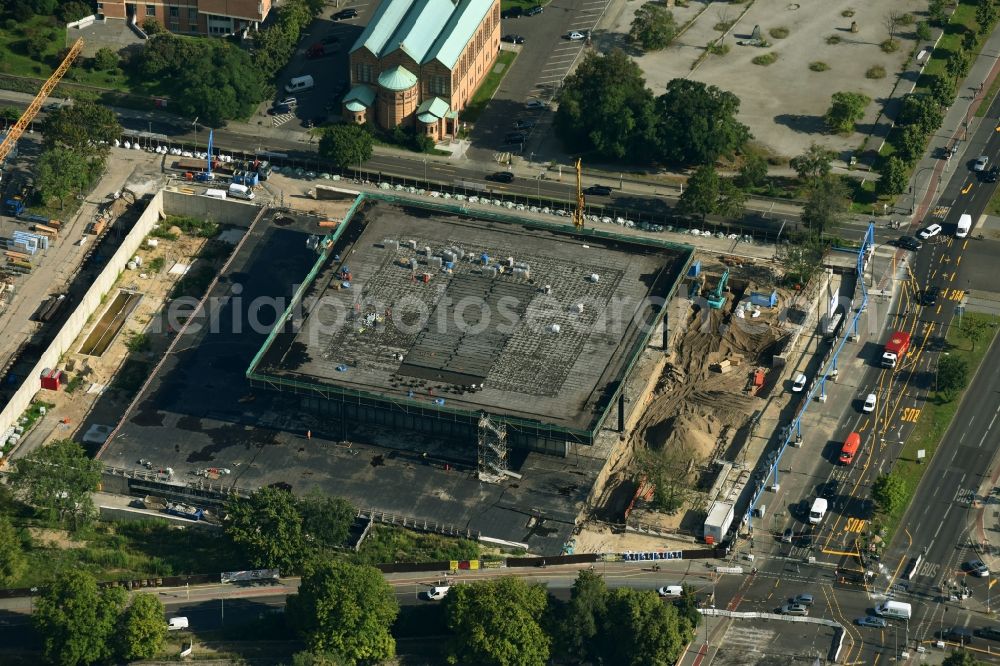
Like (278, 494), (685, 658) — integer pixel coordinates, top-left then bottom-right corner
(877, 156), (908, 196)
(937, 354), (969, 399)
(595, 588), (691, 666)
(655, 78), (751, 166)
(791, 143), (836, 183)
(291, 650), (350, 666)
(628, 3), (677, 51)
(872, 473), (907, 515)
(943, 649), (984, 666)
(118, 593), (167, 661)
(716, 179), (746, 220)
(551, 569), (606, 662)
(287, 559), (398, 663)
(897, 94), (944, 136)
(92, 47), (119, 71)
(36, 147), (96, 209)
(35, 569), (127, 666)
(978, 1), (998, 34)
(824, 91), (870, 134)
(959, 316), (991, 352)
(300, 493), (355, 550)
(737, 153), (768, 189)
(779, 238), (825, 287)
(318, 124), (374, 169)
(41, 100), (121, 157)
(946, 50), (971, 81)
(0, 513), (25, 585)
(224, 486), (305, 572)
(556, 49), (656, 161)
(445, 576), (550, 666)
(8, 439), (101, 529)
(801, 175), (850, 238)
(677, 164), (719, 221)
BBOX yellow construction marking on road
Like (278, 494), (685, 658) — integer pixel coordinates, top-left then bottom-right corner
(963, 239), (969, 250)
(957, 256), (963, 266)
(885, 528), (914, 591)
(963, 182), (974, 194)
(950, 289), (965, 301)
(951, 271), (957, 282)
(929, 268), (937, 280)
(991, 578), (998, 589)
(845, 517), (867, 533)
(879, 321), (934, 437)
(936, 304), (942, 315)
(821, 548), (863, 556)
(858, 418), (869, 433)
(901, 407), (921, 423)
(873, 652), (881, 666)
(823, 585), (859, 664)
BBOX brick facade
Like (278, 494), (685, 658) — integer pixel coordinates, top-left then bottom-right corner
(97, 0), (270, 35)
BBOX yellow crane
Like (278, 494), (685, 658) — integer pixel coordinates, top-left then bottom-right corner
(0, 37), (84, 170)
(572, 157), (585, 231)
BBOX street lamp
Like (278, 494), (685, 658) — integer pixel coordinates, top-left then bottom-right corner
(192, 117), (199, 153)
(423, 158), (428, 184)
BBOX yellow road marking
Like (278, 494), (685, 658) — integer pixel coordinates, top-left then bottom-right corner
(963, 182), (974, 194)
(957, 256), (962, 266)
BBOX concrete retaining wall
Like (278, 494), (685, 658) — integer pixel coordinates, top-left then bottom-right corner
(0, 191), (165, 452)
(162, 189), (260, 228)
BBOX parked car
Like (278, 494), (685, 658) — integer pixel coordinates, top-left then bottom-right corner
(488, 171), (514, 183)
(657, 585), (684, 598)
(974, 626), (1000, 641)
(921, 285), (940, 306)
(781, 527), (794, 543)
(965, 559), (990, 577)
(501, 7), (523, 18)
(820, 479), (839, 499)
(525, 99), (547, 109)
(917, 223), (942, 239)
(321, 34), (340, 45)
(942, 626), (974, 644)
(985, 165), (1000, 183)
(279, 97), (298, 107)
(513, 119), (535, 130)
(334, 7), (358, 19)
(777, 603), (809, 616)
(270, 103), (293, 115)
(974, 155), (989, 171)
(792, 594), (814, 606)
(567, 31), (585, 40)
(525, 5), (543, 15)
(897, 235), (922, 251)
(584, 185), (613, 196)
(791, 373), (807, 392)
(502, 34), (525, 44)
(856, 616), (887, 628)
(863, 393), (877, 413)
(167, 617), (189, 631)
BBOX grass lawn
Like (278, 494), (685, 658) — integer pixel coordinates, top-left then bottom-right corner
(878, 312), (1000, 542)
(915, 0), (980, 93)
(352, 524), (482, 566)
(989, 182), (1000, 215)
(460, 50), (518, 123)
(501, 0), (544, 10)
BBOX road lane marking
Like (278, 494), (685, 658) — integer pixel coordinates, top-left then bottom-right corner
(957, 256), (962, 266)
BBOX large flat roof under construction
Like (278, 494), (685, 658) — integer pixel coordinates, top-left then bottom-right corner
(249, 197), (691, 446)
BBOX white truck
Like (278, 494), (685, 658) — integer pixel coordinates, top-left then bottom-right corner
(703, 501), (734, 545)
(203, 188), (227, 200)
(956, 213), (972, 238)
(808, 498), (828, 525)
(228, 183), (255, 200)
(875, 600), (912, 620)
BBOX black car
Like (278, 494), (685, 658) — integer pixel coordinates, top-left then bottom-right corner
(820, 479), (839, 499)
(501, 34), (525, 44)
(584, 185), (613, 196)
(488, 171), (514, 183)
(942, 626), (974, 644)
(321, 34), (341, 45)
(975, 626), (1000, 641)
(505, 130), (528, 141)
(921, 285), (940, 306)
(334, 7), (358, 19)
(985, 165), (1000, 183)
(526, 5), (543, 15)
(513, 119), (535, 130)
(270, 103), (292, 114)
(501, 7), (523, 18)
(897, 235), (922, 251)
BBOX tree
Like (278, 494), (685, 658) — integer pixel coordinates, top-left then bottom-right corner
(872, 473), (907, 516)
(895, 124), (928, 164)
(34, 570), (127, 666)
(445, 576), (550, 666)
(299, 493), (355, 550)
(225, 486), (305, 571)
(928, 0), (948, 26)
(677, 164), (719, 222)
(318, 124), (374, 169)
(636, 446), (700, 515)
(790, 143), (836, 183)
(556, 49), (656, 161)
(0, 514), (25, 585)
(801, 175), (849, 238)
(36, 147), (93, 209)
(937, 354), (969, 399)
(291, 650), (350, 666)
(552, 569), (607, 662)
(824, 91), (870, 134)
(118, 593), (166, 661)
(716, 179), (746, 219)
(876, 157), (907, 196)
(737, 153), (768, 189)
(628, 3), (677, 51)
(142, 16), (165, 34)
(931, 75), (957, 107)
(655, 78), (751, 166)
(898, 94), (944, 136)
(58, 0), (92, 22)
(0, 106), (19, 123)
(943, 650), (983, 666)
(286, 559), (398, 663)
(41, 101), (122, 156)
(978, 0), (998, 34)
(917, 21), (932, 41)
(92, 47), (119, 71)
(8, 439), (101, 529)
(947, 50), (971, 82)
(884, 11), (902, 41)
(959, 316), (991, 352)
(778, 238), (825, 287)
(595, 588), (691, 666)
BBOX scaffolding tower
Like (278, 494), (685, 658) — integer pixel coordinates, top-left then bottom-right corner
(477, 414), (509, 483)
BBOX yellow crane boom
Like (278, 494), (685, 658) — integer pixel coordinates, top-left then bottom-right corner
(0, 37), (84, 168)
(572, 157), (585, 231)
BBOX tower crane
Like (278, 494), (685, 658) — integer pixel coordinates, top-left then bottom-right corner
(572, 158), (585, 231)
(0, 37), (84, 179)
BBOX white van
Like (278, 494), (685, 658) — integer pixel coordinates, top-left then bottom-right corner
(808, 498), (828, 525)
(228, 183), (255, 200)
(167, 616), (189, 631)
(203, 188), (227, 200)
(875, 600), (912, 620)
(285, 75), (315, 93)
(956, 213), (972, 238)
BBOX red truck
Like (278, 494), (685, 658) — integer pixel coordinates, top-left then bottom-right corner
(881, 330), (911, 368)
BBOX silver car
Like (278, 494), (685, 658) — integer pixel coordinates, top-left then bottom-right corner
(856, 616), (887, 628)
(778, 603), (809, 616)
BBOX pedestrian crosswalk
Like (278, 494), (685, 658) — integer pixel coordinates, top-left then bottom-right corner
(272, 113), (295, 127)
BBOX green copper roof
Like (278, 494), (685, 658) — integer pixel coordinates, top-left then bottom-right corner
(416, 96), (450, 120)
(377, 64), (418, 91)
